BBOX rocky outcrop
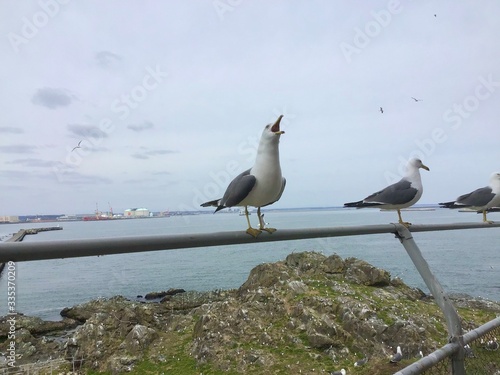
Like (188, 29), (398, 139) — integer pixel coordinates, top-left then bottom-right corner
(144, 288), (186, 300)
(1, 251), (499, 375)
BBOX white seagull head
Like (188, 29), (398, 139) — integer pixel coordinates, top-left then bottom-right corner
(489, 172), (500, 188)
(407, 158), (430, 172)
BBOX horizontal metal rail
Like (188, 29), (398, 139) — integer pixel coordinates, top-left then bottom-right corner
(0, 222), (499, 263)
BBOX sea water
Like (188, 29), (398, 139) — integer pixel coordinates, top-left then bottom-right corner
(0, 208), (499, 321)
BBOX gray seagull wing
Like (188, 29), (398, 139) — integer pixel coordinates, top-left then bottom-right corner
(364, 179), (417, 205)
(456, 186), (495, 207)
(220, 169), (256, 207)
(390, 352), (402, 363)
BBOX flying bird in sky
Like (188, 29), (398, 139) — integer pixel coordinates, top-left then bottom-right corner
(201, 115), (286, 237)
(71, 140), (83, 152)
(379, 107), (384, 113)
(439, 172), (500, 223)
(411, 97), (423, 102)
(344, 158), (430, 226)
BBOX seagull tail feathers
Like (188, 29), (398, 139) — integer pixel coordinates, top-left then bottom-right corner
(200, 199), (226, 213)
(200, 199), (220, 207)
(344, 200), (381, 208)
(438, 201), (460, 208)
(344, 200), (364, 208)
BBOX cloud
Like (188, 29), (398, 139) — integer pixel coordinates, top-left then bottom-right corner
(48, 168), (112, 185)
(131, 148), (177, 160)
(152, 171), (171, 175)
(6, 158), (58, 167)
(0, 144), (37, 153)
(0, 170), (31, 179)
(67, 124), (109, 139)
(0, 126), (23, 134)
(95, 51), (122, 68)
(127, 120), (154, 132)
(32, 87), (75, 109)
(123, 178), (157, 184)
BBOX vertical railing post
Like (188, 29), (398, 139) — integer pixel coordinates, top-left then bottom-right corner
(393, 224), (465, 375)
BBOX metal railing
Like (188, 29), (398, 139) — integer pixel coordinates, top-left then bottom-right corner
(1, 221), (499, 374)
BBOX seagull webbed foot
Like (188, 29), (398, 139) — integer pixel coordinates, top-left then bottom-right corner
(246, 227), (262, 238)
(399, 220), (412, 228)
(261, 227), (277, 234)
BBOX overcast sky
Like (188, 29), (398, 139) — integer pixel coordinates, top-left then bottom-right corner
(1, 1), (500, 215)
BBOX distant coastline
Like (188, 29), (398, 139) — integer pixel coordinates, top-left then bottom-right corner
(0, 204), (444, 224)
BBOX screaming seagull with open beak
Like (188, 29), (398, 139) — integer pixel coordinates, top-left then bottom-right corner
(201, 115), (286, 237)
(344, 158), (430, 227)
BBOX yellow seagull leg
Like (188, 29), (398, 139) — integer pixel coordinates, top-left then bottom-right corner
(483, 210), (494, 224)
(397, 209), (412, 227)
(244, 206), (262, 238)
(258, 207), (277, 233)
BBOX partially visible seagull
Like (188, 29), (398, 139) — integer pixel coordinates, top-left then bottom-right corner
(330, 369), (346, 375)
(464, 344), (475, 358)
(484, 338), (498, 351)
(390, 346), (403, 363)
(439, 172), (500, 223)
(72, 140), (83, 152)
(201, 115), (286, 237)
(411, 97), (423, 102)
(354, 357), (368, 367)
(379, 107), (384, 114)
(344, 158), (430, 226)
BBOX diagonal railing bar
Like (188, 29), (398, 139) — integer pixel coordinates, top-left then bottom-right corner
(0, 222), (499, 263)
(394, 224), (465, 375)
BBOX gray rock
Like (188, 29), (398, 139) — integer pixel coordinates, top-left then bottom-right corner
(323, 253), (345, 274)
(344, 258), (391, 286)
(288, 280), (309, 294)
(123, 324), (158, 353)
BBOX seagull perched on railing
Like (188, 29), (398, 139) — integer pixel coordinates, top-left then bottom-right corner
(344, 158), (430, 226)
(201, 115), (286, 238)
(439, 172), (500, 223)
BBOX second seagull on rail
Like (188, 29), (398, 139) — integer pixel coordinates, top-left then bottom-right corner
(344, 158), (430, 226)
